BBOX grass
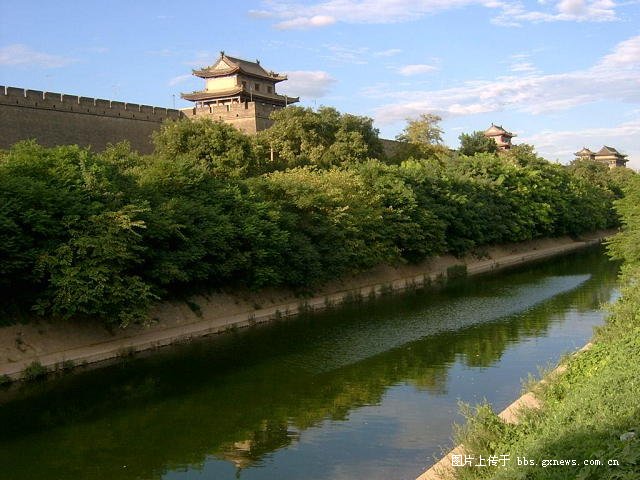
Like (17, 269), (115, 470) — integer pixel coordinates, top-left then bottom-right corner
(23, 361), (47, 381)
(452, 269), (640, 480)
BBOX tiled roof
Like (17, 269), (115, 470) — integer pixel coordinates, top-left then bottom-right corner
(574, 147), (595, 156)
(596, 145), (622, 156)
(193, 53), (288, 82)
(484, 124), (514, 137)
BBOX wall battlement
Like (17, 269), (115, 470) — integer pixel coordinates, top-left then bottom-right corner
(0, 86), (183, 122)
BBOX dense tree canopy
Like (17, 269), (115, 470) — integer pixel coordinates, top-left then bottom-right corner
(254, 106), (384, 170)
(0, 109), (634, 326)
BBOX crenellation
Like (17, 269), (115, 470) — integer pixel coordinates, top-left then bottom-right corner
(0, 85), (182, 122)
(0, 84), (185, 153)
(94, 98), (110, 114)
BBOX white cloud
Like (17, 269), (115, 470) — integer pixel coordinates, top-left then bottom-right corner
(279, 70), (337, 99)
(369, 34), (640, 123)
(323, 44), (369, 64)
(252, 0), (484, 28)
(492, 0), (617, 26)
(183, 50), (214, 67)
(168, 74), (192, 87)
(252, 0), (620, 29)
(275, 14), (336, 29)
(374, 48), (403, 57)
(397, 64), (438, 75)
(0, 44), (77, 68)
(595, 34), (640, 69)
(505, 53), (540, 73)
(520, 119), (640, 167)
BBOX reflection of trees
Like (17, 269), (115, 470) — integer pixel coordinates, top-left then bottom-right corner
(0, 247), (618, 480)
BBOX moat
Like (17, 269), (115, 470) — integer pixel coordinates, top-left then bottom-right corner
(0, 246), (619, 480)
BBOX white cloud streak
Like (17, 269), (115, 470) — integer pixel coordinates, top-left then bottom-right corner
(374, 48), (403, 57)
(369, 35), (640, 124)
(168, 74), (192, 87)
(0, 44), (77, 68)
(251, 0), (620, 29)
(397, 64), (438, 75)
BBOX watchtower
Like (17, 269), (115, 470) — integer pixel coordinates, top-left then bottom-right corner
(180, 52), (299, 134)
(483, 124), (516, 150)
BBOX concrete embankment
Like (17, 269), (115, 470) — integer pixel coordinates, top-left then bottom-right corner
(0, 231), (613, 381)
(416, 342), (594, 480)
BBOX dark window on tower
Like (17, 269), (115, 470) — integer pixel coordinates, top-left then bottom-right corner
(254, 83), (260, 91)
(267, 86), (273, 93)
(242, 81), (247, 88)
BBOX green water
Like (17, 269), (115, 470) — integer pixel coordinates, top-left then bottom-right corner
(0, 247), (619, 480)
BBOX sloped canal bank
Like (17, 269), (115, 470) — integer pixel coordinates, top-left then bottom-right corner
(0, 246), (619, 480)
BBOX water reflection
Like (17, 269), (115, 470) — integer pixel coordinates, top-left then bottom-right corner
(0, 247), (619, 480)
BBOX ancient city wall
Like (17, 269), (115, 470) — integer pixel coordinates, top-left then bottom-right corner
(0, 86), (183, 153)
(181, 100), (282, 134)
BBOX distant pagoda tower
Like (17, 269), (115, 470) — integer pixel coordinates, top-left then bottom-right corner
(594, 145), (628, 168)
(180, 51), (299, 134)
(483, 124), (516, 150)
(574, 147), (596, 161)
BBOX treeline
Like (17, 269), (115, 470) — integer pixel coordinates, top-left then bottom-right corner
(0, 107), (634, 326)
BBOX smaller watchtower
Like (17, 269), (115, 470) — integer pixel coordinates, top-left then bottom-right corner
(574, 147), (595, 161)
(483, 124), (516, 150)
(180, 52), (299, 134)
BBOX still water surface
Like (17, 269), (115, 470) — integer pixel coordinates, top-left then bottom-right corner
(0, 247), (619, 480)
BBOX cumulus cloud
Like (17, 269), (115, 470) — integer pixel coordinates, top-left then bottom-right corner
(0, 44), (77, 68)
(251, 0), (620, 29)
(279, 70), (337, 99)
(369, 34), (640, 124)
(397, 64), (438, 75)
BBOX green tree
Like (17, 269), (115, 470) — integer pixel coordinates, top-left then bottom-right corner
(255, 106), (383, 170)
(396, 113), (444, 146)
(458, 131), (498, 156)
(152, 118), (257, 178)
(35, 205), (156, 327)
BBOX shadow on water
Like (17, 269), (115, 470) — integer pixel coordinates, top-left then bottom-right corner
(0, 246), (620, 480)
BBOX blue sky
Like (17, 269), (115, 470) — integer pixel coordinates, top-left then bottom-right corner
(1, 0), (638, 167)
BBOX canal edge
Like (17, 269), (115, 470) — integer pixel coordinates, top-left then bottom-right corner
(0, 234), (611, 381)
(415, 342), (595, 480)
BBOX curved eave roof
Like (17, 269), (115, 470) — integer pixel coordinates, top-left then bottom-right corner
(595, 145), (626, 157)
(192, 67), (288, 83)
(484, 125), (515, 137)
(574, 147), (595, 156)
(181, 87), (299, 105)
